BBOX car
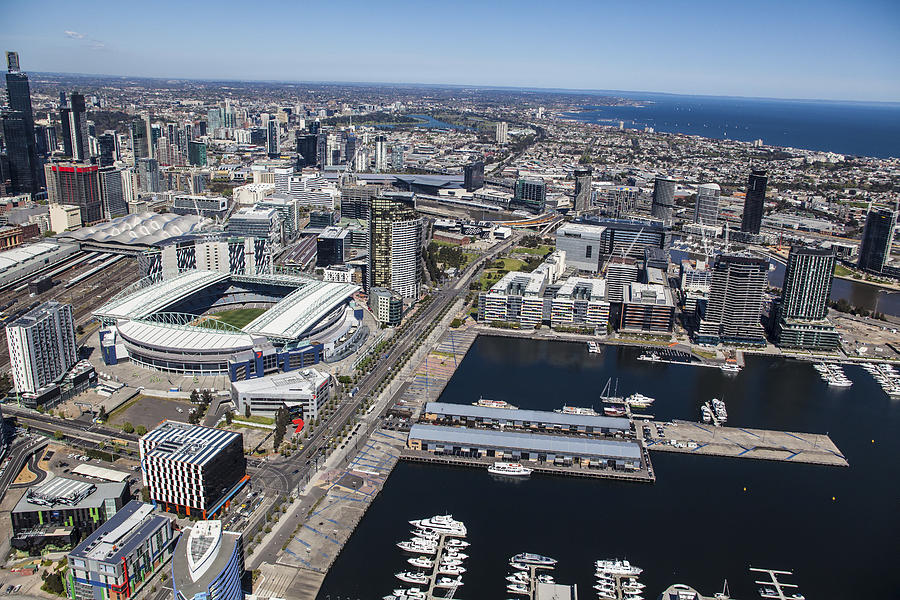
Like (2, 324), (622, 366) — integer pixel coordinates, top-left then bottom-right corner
(13, 586), (20, 593)
(6, 585), (13, 593)
(292, 469), (300, 474)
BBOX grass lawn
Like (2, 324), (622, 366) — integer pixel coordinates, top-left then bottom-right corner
(834, 264), (855, 277)
(202, 308), (268, 329)
(235, 414), (275, 425)
(512, 245), (553, 256)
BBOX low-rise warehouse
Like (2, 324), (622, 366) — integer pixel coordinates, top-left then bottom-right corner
(408, 424), (642, 469)
(421, 402), (631, 434)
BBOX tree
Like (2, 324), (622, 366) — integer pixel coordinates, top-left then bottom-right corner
(337, 375), (352, 385)
(42, 572), (65, 596)
(225, 411), (233, 425)
(122, 422), (134, 434)
(98, 406), (107, 421)
(53, 430), (63, 440)
(244, 404), (251, 418)
(136, 425), (147, 436)
(190, 389), (200, 404)
(450, 318), (462, 328)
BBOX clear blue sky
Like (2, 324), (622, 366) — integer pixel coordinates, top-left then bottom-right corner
(1, 0), (898, 102)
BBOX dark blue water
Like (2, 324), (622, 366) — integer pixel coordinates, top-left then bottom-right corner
(563, 93), (900, 158)
(318, 337), (900, 599)
(406, 114), (471, 131)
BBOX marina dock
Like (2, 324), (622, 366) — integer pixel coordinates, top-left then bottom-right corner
(645, 420), (848, 467)
(750, 567), (804, 600)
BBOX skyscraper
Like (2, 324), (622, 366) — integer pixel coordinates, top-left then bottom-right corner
(857, 206), (896, 273)
(99, 166), (127, 218)
(373, 135), (388, 172)
(740, 169), (768, 234)
(60, 92), (89, 161)
(775, 246), (839, 350)
(6, 301), (77, 394)
(650, 177), (676, 224)
(267, 120), (279, 157)
(1, 51), (40, 194)
(97, 132), (117, 167)
(368, 191), (423, 298)
(296, 134), (317, 168)
(574, 166), (593, 213)
(495, 121), (508, 144)
(464, 159), (484, 192)
(693, 183), (720, 226)
(513, 178), (546, 213)
(45, 162), (103, 224)
(137, 157), (160, 193)
(131, 117), (150, 160)
(697, 254), (768, 345)
(188, 141), (207, 167)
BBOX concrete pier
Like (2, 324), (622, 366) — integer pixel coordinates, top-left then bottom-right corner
(645, 420), (849, 467)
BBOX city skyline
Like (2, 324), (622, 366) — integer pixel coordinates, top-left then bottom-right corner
(1, 0), (898, 103)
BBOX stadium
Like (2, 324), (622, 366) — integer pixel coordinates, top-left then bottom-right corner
(94, 269), (366, 380)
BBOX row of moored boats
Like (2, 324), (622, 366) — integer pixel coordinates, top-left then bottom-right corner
(860, 362), (900, 397)
(813, 362), (852, 387)
(700, 398), (728, 425)
(506, 553), (558, 595)
(388, 515), (468, 600)
(595, 559), (645, 600)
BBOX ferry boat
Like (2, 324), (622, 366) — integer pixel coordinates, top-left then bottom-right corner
(511, 553), (558, 566)
(711, 398), (727, 423)
(409, 514), (467, 536)
(594, 558), (643, 576)
(587, 341), (602, 354)
(603, 406), (627, 417)
(554, 405), (599, 416)
(624, 393), (655, 408)
(488, 462), (533, 476)
(395, 572), (428, 585)
(472, 397), (518, 410)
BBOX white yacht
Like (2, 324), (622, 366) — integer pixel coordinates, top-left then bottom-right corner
(719, 363), (741, 375)
(512, 553), (558, 566)
(407, 557), (433, 569)
(440, 558), (463, 567)
(587, 341), (602, 354)
(387, 589), (425, 600)
(701, 403), (713, 423)
(509, 561), (529, 570)
(488, 462), (533, 476)
(507, 583), (530, 595)
(637, 351), (661, 362)
(506, 574), (528, 584)
(624, 393), (655, 408)
(438, 565), (466, 576)
(711, 398), (727, 423)
(395, 572), (428, 585)
(443, 551), (468, 560)
(397, 540), (437, 554)
(445, 539), (469, 548)
(434, 577), (463, 589)
(409, 515), (467, 537)
(594, 558), (643, 576)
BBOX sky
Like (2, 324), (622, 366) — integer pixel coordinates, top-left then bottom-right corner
(1, 0), (899, 102)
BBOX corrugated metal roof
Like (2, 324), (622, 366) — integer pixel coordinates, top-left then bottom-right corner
(424, 402), (630, 430)
(409, 424), (641, 460)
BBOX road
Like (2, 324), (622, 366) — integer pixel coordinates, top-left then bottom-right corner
(0, 436), (48, 501)
(244, 233), (520, 564)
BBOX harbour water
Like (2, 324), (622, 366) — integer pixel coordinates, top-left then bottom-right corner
(317, 336), (899, 599)
(561, 92), (900, 159)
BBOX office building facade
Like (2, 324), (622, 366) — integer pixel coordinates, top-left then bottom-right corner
(2, 51), (40, 194)
(131, 118), (150, 160)
(99, 167), (128, 219)
(495, 121), (508, 144)
(230, 369), (331, 420)
(693, 183), (720, 226)
(139, 422), (247, 518)
(45, 162), (102, 224)
(740, 169), (767, 234)
(620, 283), (675, 333)
(555, 223), (605, 273)
(60, 93), (90, 161)
(172, 521), (244, 600)
(857, 206), (895, 273)
(6, 300), (77, 394)
(369, 287), (403, 325)
(188, 141), (207, 167)
(296, 134), (317, 168)
(775, 246), (839, 351)
(368, 192), (423, 298)
(316, 226), (349, 266)
(513, 178), (546, 213)
(67, 502), (174, 600)
(697, 254), (768, 345)
(464, 159), (484, 192)
(650, 177), (676, 223)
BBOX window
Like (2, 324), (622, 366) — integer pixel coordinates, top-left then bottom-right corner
(585, 245), (592, 258)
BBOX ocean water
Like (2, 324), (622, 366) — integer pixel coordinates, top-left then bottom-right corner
(318, 337), (900, 599)
(562, 93), (900, 158)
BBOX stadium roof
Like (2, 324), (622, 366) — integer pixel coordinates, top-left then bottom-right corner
(95, 270), (230, 321)
(409, 424), (641, 460)
(243, 279), (359, 340)
(423, 402), (631, 430)
(58, 212), (209, 247)
(116, 319), (257, 353)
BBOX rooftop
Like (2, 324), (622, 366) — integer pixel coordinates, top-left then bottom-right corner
(172, 521), (242, 600)
(95, 270), (230, 321)
(58, 212), (209, 247)
(423, 402), (631, 431)
(141, 421), (241, 466)
(69, 501), (169, 565)
(13, 477), (127, 513)
(242, 278), (359, 340)
(409, 424), (642, 460)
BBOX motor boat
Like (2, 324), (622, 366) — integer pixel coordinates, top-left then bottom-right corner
(507, 583), (529, 595)
(438, 565), (466, 576)
(407, 557), (433, 569)
(395, 572), (428, 585)
(397, 540), (437, 554)
(473, 398), (517, 410)
(409, 515), (467, 537)
(594, 558), (643, 576)
(511, 553), (557, 566)
(434, 577), (463, 589)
